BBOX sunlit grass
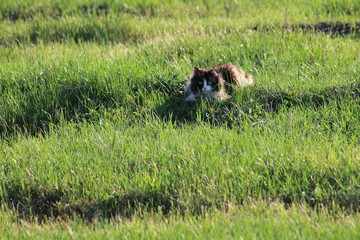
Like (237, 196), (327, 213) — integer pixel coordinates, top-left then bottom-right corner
(0, 0), (359, 239)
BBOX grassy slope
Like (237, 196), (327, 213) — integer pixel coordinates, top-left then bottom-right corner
(0, 0), (359, 238)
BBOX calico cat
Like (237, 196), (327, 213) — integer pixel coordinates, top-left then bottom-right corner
(184, 63), (254, 101)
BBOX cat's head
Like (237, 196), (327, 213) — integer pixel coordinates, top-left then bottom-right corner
(190, 66), (223, 93)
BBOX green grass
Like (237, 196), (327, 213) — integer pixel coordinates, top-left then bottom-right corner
(0, 0), (359, 239)
(1, 203), (360, 239)
(1, 32), (358, 135)
(2, 106), (359, 217)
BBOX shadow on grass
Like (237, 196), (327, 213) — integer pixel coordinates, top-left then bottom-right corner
(0, 79), (119, 138)
(3, 178), (359, 223)
(155, 82), (359, 126)
(1, 80), (358, 138)
(0, 75), (182, 138)
(294, 22), (360, 37)
(3, 183), (177, 223)
(253, 22), (360, 37)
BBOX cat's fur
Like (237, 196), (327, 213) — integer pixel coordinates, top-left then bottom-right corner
(184, 63), (254, 101)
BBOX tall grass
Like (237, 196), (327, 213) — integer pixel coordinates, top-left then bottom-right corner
(0, 0), (359, 238)
(1, 30), (358, 136)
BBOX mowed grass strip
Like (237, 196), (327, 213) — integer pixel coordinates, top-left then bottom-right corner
(0, 0), (359, 46)
(1, 0), (358, 22)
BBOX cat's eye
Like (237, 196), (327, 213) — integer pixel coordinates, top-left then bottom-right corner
(198, 82), (203, 85)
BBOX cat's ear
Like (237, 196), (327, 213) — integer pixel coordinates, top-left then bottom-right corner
(193, 66), (199, 72)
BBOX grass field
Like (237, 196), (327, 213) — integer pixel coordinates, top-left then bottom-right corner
(0, 0), (359, 239)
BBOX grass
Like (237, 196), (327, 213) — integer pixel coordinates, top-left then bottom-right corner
(0, 0), (359, 239)
(1, 203), (360, 239)
(1, 32), (358, 135)
(2, 107), (359, 219)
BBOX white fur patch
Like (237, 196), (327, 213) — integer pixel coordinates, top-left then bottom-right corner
(201, 79), (213, 93)
(185, 92), (198, 101)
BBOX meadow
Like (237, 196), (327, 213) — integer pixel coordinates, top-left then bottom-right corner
(0, 0), (359, 239)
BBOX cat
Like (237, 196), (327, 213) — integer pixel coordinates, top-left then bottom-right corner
(184, 63), (254, 101)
